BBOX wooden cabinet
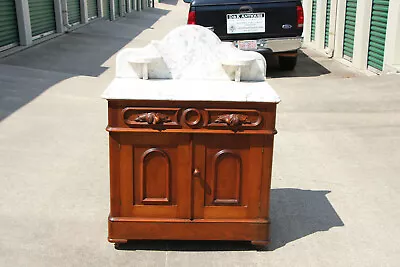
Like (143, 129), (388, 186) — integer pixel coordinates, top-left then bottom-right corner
(107, 100), (277, 247)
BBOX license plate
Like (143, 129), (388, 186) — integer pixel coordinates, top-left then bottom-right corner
(227, 13), (265, 34)
(237, 40), (257, 50)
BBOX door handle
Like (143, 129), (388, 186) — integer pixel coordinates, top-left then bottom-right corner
(193, 168), (201, 177)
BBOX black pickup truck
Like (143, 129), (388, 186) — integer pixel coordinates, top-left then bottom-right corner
(183, 0), (304, 70)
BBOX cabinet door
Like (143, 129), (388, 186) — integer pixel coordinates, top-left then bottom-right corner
(117, 133), (191, 219)
(193, 135), (264, 219)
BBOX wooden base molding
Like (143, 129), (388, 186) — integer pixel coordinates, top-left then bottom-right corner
(108, 216), (270, 241)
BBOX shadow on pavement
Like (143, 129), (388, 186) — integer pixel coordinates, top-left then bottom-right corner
(0, 9), (169, 121)
(268, 188), (344, 250)
(115, 188), (344, 252)
(266, 51), (331, 78)
(0, 9), (169, 77)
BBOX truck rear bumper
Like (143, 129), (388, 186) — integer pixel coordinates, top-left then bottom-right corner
(230, 37), (303, 54)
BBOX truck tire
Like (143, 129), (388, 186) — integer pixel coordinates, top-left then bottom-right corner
(278, 56), (297, 71)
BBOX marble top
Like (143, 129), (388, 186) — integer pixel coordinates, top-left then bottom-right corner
(102, 79), (281, 103)
(103, 25), (280, 103)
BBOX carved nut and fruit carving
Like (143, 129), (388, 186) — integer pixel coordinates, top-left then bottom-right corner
(135, 112), (172, 125)
(214, 114), (251, 127)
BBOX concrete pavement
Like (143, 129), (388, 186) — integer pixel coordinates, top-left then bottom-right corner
(1, 1), (400, 266)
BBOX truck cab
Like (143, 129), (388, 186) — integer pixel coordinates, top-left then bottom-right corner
(184, 0), (304, 70)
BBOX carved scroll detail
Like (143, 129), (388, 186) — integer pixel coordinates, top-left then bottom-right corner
(135, 112), (172, 125)
(214, 114), (251, 127)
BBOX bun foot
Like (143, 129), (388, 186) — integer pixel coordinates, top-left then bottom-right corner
(251, 240), (269, 250)
(108, 238), (128, 249)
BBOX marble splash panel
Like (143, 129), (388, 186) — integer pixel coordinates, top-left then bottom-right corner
(115, 25), (267, 81)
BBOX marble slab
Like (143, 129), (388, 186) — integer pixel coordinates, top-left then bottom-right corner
(102, 79), (280, 103)
(104, 25), (280, 103)
(115, 25), (267, 81)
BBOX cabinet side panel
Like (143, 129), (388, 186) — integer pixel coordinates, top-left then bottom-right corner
(259, 135), (274, 219)
(247, 135), (264, 217)
(109, 133), (121, 217)
(119, 143), (134, 216)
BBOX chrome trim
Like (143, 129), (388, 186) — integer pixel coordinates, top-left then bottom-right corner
(233, 37), (303, 53)
(239, 5), (253, 13)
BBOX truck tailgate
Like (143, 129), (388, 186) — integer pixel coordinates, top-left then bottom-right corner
(193, 0), (302, 41)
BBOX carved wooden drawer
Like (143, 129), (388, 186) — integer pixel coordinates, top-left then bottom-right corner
(108, 100), (276, 134)
(122, 107), (181, 128)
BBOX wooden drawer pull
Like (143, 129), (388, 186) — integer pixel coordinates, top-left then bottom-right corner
(134, 112), (172, 125)
(214, 114), (251, 127)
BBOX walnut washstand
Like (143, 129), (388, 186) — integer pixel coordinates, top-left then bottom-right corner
(102, 25), (280, 248)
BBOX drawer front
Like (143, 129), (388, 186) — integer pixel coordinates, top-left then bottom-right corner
(108, 101), (277, 133)
(122, 107), (181, 128)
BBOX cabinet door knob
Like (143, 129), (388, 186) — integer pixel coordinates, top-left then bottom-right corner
(193, 168), (201, 177)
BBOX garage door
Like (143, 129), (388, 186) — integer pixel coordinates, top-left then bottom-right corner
(67, 0), (81, 25)
(0, 0), (19, 50)
(324, 0), (331, 48)
(28, 0), (56, 39)
(310, 0), (316, 41)
(343, 0), (357, 61)
(87, 0), (98, 20)
(114, 0), (121, 17)
(103, 0), (110, 19)
(367, 0), (389, 72)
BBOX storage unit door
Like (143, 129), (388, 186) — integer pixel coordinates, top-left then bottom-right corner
(310, 0), (316, 41)
(114, 0), (121, 17)
(367, 0), (389, 71)
(103, 0), (110, 19)
(324, 0), (331, 47)
(28, 0), (56, 38)
(67, 0), (81, 25)
(343, 0), (357, 60)
(87, 0), (98, 19)
(0, 0), (19, 50)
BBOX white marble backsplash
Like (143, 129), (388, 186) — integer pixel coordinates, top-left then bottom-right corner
(115, 25), (266, 82)
(105, 25), (280, 103)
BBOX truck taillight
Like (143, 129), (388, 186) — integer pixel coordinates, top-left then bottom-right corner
(188, 11), (196, 25)
(297, 6), (304, 28)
